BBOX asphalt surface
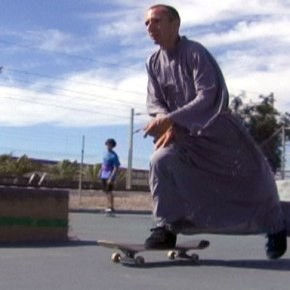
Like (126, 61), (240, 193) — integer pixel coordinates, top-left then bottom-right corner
(0, 212), (290, 290)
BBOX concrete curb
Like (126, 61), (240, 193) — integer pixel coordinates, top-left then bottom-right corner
(69, 208), (151, 215)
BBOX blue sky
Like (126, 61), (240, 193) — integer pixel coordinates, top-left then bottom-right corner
(0, 0), (290, 169)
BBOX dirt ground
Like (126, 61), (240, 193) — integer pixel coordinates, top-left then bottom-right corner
(69, 189), (152, 211)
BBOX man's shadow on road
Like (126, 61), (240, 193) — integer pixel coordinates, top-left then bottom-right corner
(132, 258), (290, 271)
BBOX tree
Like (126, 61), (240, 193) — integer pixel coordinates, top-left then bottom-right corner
(49, 160), (79, 181)
(0, 154), (40, 185)
(230, 93), (288, 173)
(86, 163), (101, 188)
(0, 154), (14, 175)
(0, 154), (39, 176)
(114, 169), (126, 189)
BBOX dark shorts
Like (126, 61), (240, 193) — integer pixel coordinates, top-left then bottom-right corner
(101, 179), (114, 192)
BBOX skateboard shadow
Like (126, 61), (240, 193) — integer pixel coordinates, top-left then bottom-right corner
(129, 258), (290, 271)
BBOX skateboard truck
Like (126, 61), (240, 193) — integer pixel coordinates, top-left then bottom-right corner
(112, 252), (145, 265)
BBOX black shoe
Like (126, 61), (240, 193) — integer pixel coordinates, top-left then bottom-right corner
(266, 227), (287, 259)
(144, 227), (177, 249)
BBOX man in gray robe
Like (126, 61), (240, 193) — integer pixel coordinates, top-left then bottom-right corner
(143, 4), (287, 259)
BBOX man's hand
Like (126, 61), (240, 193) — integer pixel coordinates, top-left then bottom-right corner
(143, 116), (173, 139)
(143, 116), (175, 149)
(154, 126), (175, 150)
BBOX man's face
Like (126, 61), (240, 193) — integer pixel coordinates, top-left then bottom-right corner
(145, 7), (178, 47)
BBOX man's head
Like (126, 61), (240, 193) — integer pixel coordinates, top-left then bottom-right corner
(105, 138), (117, 150)
(145, 4), (180, 50)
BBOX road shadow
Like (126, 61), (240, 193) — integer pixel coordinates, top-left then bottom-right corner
(127, 258), (290, 271)
(0, 239), (98, 248)
(201, 258), (290, 271)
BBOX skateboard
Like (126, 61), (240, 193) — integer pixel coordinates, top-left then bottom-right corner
(97, 239), (209, 266)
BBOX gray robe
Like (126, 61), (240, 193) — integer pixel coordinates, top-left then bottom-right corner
(146, 36), (284, 234)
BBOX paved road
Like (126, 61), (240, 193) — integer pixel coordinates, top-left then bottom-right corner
(0, 213), (290, 290)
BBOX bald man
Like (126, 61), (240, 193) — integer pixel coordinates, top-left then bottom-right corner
(143, 4), (287, 259)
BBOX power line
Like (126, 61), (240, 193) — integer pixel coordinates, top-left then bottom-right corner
(2, 68), (264, 107)
(259, 127), (282, 148)
(2, 68), (147, 109)
(6, 68), (146, 97)
(3, 68), (264, 115)
(0, 95), (130, 119)
(5, 67), (147, 99)
(0, 40), (274, 99)
(2, 76), (147, 112)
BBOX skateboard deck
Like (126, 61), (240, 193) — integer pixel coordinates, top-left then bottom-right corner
(98, 239), (210, 266)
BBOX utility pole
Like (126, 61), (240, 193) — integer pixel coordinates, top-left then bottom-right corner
(78, 135), (85, 204)
(126, 108), (134, 190)
(281, 126), (286, 180)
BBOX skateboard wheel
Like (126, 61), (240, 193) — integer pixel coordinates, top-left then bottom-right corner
(135, 256), (145, 265)
(111, 252), (121, 263)
(191, 254), (199, 262)
(167, 251), (177, 260)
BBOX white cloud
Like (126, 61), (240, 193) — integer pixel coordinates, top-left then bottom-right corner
(91, 8), (146, 46)
(217, 44), (290, 113)
(174, 0), (289, 26)
(0, 86), (65, 126)
(196, 17), (290, 47)
(37, 29), (76, 52)
(227, 68), (290, 111)
(1, 0), (290, 127)
(0, 70), (149, 127)
(22, 29), (91, 54)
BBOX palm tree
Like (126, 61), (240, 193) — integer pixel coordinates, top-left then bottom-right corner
(0, 154), (40, 184)
(0, 154), (39, 175)
(49, 160), (79, 181)
(14, 155), (39, 175)
(86, 163), (101, 188)
(0, 154), (14, 175)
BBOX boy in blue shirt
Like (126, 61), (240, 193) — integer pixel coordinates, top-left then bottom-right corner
(98, 138), (120, 213)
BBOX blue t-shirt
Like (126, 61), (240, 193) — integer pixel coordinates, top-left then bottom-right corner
(100, 150), (120, 180)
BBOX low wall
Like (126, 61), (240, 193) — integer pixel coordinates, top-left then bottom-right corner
(0, 187), (69, 243)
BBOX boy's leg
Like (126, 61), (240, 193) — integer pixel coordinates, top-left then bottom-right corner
(101, 179), (112, 211)
(107, 182), (114, 211)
